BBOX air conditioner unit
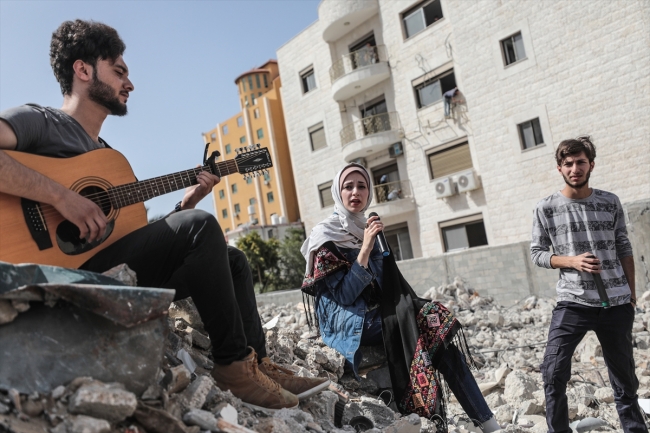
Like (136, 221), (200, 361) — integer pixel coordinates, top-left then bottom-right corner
(388, 142), (403, 158)
(434, 177), (455, 199)
(456, 169), (480, 193)
(350, 157), (367, 167)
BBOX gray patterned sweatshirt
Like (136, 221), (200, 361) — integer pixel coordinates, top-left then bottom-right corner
(530, 189), (632, 307)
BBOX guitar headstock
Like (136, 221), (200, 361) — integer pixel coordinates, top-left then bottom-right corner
(235, 144), (273, 179)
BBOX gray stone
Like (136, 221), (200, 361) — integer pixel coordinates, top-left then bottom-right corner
(51, 385), (66, 400)
(503, 370), (537, 405)
(488, 311), (504, 327)
(68, 382), (137, 423)
(594, 387), (614, 404)
(300, 390), (338, 425)
(519, 400), (542, 415)
(68, 415), (111, 433)
(359, 376), (379, 395)
(183, 408), (219, 431)
(494, 404), (514, 425)
(578, 334), (602, 363)
(188, 327), (211, 350)
(10, 299), (30, 313)
(101, 263), (137, 286)
(382, 413), (421, 433)
(0, 402), (9, 414)
(181, 375), (215, 410)
(133, 402), (188, 433)
(342, 396), (398, 430)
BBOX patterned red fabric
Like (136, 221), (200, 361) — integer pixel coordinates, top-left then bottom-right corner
(399, 301), (460, 418)
(301, 244), (350, 296)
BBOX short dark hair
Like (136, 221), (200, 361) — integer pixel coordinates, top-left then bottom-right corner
(555, 135), (596, 165)
(50, 20), (126, 95)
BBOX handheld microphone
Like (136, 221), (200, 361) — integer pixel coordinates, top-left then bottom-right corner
(368, 212), (390, 257)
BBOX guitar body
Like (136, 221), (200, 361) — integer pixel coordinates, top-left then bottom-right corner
(0, 149), (147, 269)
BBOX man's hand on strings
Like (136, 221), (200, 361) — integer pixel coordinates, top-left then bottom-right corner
(180, 167), (220, 210)
(54, 189), (108, 243)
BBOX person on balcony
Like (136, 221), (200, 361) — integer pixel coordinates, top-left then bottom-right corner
(443, 87), (459, 118)
(299, 163), (500, 432)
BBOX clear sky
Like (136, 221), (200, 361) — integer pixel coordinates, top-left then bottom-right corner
(0, 0), (319, 218)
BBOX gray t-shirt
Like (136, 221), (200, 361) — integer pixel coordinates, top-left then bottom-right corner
(0, 103), (106, 157)
(530, 189), (633, 307)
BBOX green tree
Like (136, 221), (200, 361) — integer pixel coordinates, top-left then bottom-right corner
(277, 228), (307, 290)
(236, 231), (280, 293)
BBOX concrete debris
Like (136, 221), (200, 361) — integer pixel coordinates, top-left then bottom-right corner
(3, 274), (650, 432)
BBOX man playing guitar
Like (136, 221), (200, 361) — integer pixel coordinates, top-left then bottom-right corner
(0, 19), (328, 412)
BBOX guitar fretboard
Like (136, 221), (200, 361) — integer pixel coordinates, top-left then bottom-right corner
(108, 160), (239, 208)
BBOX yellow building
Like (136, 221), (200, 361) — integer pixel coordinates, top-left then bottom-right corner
(202, 60), (300, 236)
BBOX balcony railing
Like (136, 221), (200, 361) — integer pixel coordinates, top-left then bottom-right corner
(330, 45), (388, 83)
(373, 179), (412, 204)
(340, 112), (401, 146)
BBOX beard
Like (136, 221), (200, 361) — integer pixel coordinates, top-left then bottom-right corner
(563, 170), (591, 189)
(88, 71), (128, 116)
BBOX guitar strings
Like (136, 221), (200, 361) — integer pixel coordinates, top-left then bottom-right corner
(29, 152), (268, 220)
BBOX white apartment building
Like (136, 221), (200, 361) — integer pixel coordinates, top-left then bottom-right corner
(277, 0), (650, 261)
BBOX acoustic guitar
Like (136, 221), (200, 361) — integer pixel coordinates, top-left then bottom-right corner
(0, 145), (272, 268)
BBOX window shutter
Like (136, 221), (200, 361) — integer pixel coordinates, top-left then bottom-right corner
(429, 143), (472, 178)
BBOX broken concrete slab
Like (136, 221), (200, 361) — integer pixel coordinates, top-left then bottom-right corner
(68, 382), (137, 423)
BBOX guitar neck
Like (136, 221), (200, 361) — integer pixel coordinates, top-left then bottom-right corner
(109, 159), (239, 208)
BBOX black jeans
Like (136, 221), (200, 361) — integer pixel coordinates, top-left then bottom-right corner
(541, 301), (646, 433)
(81, 209), (266, 364)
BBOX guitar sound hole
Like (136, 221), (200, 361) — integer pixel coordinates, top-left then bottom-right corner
(55, 186), (115, 256)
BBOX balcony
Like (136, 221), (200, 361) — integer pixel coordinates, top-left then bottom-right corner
(369, 179), (416, 222)
(340, 112), (403, 161)
(319, 0), (379, 42)
(330, 45), (390, 101)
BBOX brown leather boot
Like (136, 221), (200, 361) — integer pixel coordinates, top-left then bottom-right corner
(211, 349), (298, 412)
(259, 357), (331, 400)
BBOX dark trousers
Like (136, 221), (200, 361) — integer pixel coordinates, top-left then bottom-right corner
(541, 301), (646, 433)
(81, 209), (266, 364)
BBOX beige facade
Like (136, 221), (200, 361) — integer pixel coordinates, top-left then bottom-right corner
(202, 61), (300, 237)
(277, 0), (650, 260)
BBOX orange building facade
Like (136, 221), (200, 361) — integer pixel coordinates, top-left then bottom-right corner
(202, 60), (300, 235)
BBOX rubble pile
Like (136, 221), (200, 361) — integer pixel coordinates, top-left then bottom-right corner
(3, 276), (650, 433)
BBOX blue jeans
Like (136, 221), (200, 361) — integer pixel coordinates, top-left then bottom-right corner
(541, 301), (647, 433)
(356, 309), (493, 423)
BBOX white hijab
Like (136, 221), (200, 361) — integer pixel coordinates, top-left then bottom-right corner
(301, 163), (373, 274)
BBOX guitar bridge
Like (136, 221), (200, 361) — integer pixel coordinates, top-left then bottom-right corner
(21, 198), (53, 251)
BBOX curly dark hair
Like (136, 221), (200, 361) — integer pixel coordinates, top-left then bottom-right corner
(555, 135), (597, 165)
(50, 20), (126, 95)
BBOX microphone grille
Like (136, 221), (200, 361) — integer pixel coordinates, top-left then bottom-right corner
(368, 212), (379, 217)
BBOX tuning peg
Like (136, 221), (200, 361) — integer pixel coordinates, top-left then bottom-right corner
(256, 143), (261, 149)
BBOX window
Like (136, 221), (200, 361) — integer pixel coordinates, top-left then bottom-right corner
(267, 192), (274, 203)
(237, 116), (243, 127)
(222, 125), (228, 135)
(234, 203), (241, 214)
(501, 32), (526, 66)
(518, 118), (544, 150)
(309, 122), (327, 151)
(210, 133), (216, 140)
(244, 96), (248, 106)
(263, 172), (271, 182)
(218, 189), (225, 199)
(255, 74), (261, 89)
(222, 209), (228, 218)
(318, 181), (334, 208)
(258, 92), (262, 97)
(242, 80), (246, 92)
(225, 228), (230, 233)
(428, 142), (472, 179)
(231, 184), (238, 193)
(414, 70), (456, 109)
(300, 67), (316, 93)
(248, 76), (253, 91)
(263, 74), (268, 87)
(254, 108), (260, 119)
(251, 94), (256, 105)
(441, 217), (488, 252)
(225, 144), (231, 154)
(249, 198), (256, 205)
(257, 128), (264, 139)
(402, 0), (443, 39)
(385, 224), (414, 261)
(240, 136), (246, 144)
(246, 177), (253, 184)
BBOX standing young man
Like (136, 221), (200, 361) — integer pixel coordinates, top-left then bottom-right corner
(531, 136), (646, 433)
(0, 19), (328, 412)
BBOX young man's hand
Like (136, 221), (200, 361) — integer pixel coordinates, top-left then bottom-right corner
(179, 169), (220, 210)
(571, 252), (601, 273)
(53, 189), (108, 243)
